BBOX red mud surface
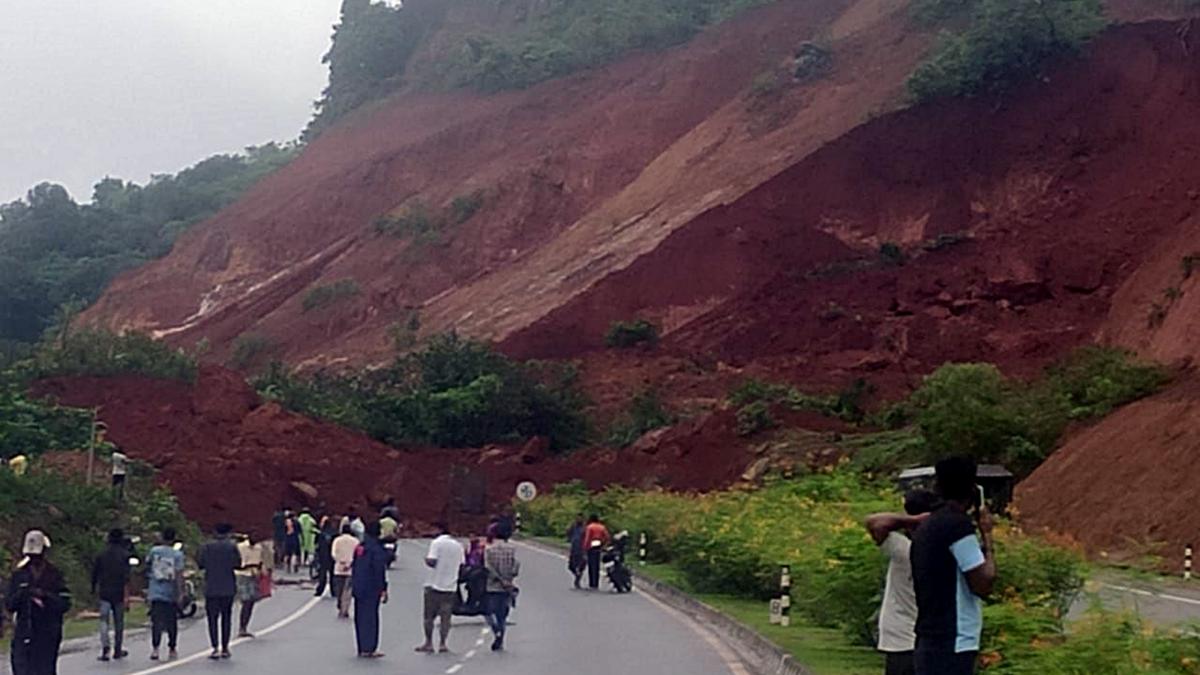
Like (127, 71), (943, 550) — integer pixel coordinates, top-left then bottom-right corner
(33, 367), (753, 536)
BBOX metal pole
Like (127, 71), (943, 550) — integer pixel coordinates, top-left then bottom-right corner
(639, 532), (647, 566)
(86, 409), (97, 486)
(780, 564), (792, 627)
(1187, 544), (1193, 581)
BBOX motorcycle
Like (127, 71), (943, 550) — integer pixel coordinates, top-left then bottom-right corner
(177, 573), (199, 619)
(603, 531), (634, 594)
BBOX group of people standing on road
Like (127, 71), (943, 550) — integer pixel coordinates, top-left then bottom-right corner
(866, 456), (997, 675)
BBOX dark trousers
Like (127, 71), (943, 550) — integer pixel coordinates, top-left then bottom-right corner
(98, 600), (124, 654)
(354, 595), (381, 655)
(205, 596), (234, 650)
(314, 564), (334, 596)
(332, 575), (350, 616)
(914, 640), (976, 675)
(885, 651), (915, 675)
(150, 601), (178, 649)
(587, 548), (602, 589)
(485, 592), (512, 639)
(10, 631), (62, 675)
(239, 599), (256, 633)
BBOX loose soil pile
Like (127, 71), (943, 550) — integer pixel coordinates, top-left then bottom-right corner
(33, 367), (754, 536)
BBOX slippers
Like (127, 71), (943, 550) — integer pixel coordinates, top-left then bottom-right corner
(414, 645), (434, 653)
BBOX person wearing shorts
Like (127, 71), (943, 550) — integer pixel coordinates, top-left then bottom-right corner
(415, 523), (464, 654)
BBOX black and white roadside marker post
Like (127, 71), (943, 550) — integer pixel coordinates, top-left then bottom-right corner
(1187, 544), (1193, 581)
(639, 532), (648, 566)
(779, 564), (792, 627)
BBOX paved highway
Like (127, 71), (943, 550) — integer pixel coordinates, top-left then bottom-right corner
(58, 541), (744, 675)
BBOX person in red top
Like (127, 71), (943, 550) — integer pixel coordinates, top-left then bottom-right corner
(582, 515), (611, 591)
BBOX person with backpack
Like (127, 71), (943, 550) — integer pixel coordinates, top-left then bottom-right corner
(91, 529), (131, 662)
(198, 523), (240, 660)
(7, 530), (72, 675)
(146, 528), (185, 661)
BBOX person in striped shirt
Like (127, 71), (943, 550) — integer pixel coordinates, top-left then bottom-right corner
(483, 525), (520, 652)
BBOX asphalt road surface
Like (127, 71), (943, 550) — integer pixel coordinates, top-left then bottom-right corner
(57, 541), (744, 675)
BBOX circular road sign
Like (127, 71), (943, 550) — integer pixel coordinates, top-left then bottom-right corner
(516, 481), (538, 502)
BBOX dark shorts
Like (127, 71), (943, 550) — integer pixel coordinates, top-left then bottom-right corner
(285, 538), (301, 556)
(914, 641), (976, 675)
(423, 588), (455, 623)
(885, 651), (915, 675)
(112, 474), (126, 486)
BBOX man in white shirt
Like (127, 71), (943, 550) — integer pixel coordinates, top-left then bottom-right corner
(864, 490), (939, 675)
(111, 450), (128, 500)
(415, 522), (464, 654)
(331, 525), (359, 619)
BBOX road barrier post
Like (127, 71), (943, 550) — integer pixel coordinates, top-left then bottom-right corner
(515, 511), (523, 532)
(1187, 544), (1193, 581)
(780, 564), (792, 627)
(639, 532), (647, 566)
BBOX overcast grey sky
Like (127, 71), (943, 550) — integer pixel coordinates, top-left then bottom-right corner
(0, 0), (343, 204)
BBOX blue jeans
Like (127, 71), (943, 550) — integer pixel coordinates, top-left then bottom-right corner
(99, 600), (124, 653)
(485, 592), (511, 638)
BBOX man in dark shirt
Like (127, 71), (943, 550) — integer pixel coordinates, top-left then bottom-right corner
(198, 523), (241, 660)
(910, 457), (997, 675)
(7, 530), (72, 675)
(91, 529), (131, 661)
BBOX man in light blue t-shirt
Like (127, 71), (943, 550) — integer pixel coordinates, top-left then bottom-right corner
(146, 528), (185, 661)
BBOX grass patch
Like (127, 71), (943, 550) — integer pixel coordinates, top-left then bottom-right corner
(229, 334), (275, 371)
(605, 319), (660, 349)
(302, 279), (361, 313)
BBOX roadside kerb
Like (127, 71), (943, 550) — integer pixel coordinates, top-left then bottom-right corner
(518, 536), (814, 675)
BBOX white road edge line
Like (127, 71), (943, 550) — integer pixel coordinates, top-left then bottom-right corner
(517, 541), (750, 675)
(465, 649), (477, 659)
(446, 664), (464, 674)
(126, 595), (323, 675)
(1103, 583), (1200, 607)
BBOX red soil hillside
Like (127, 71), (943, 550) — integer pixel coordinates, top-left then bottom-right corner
(32, 367), (755, 534)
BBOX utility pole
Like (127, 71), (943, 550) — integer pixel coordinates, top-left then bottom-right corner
(86, 409), (98, 486)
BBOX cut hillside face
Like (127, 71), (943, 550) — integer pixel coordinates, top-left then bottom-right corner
(81, 0), (929, 367)
(1016, 375), (1200, 562)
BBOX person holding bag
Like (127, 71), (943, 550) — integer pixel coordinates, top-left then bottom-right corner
(235, 534), (267, 638)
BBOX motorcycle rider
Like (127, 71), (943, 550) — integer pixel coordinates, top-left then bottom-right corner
(7, 530), (72, 675)
(146, 528), (185, 661)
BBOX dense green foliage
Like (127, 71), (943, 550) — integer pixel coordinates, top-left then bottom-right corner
(302, 279), (361, 313)
(256, 333), (589, 451)
(908, 0), (1107, 101)
(229, 334), (276, 371)
(0, 382), (92, 460)
(604, 319), (660, 349)
(19, 330), (199, 383)
(607, 388), (674, 447)
(0, 144), (298, 348)
(524, 470), (1085, 653)
(307, 0), (774, 135)
(728, 377), (872, 436)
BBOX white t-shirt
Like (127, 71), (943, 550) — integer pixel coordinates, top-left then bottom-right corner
(332, 533), (359, 576)
(425, 535), (465, 592)
(111, 451), (128, 476)
(878, 532), (919, 653)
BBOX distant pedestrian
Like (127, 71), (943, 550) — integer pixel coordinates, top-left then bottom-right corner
(415, 523), (464, 654)
(271, 506), (287, 569)
(380, 498), (400, 522)
(331, 525), (359, 618)
(348, 508), (366, 541)
(582, 514), (611, 591)
(298, 508), (318, 567)
(353, 521), (390, 658)
(483, 524), (520, 652)
(6, 530), (72, 675)
(236, 534), (266, 638)
(864, 491), (939, 675)
(198, 523), (240, 660)
(314, 519), (337, 598)
(111, 449), (129, 500)
(911, 458), (997, 675)
(283, 510), (302, 574)
(92, 528), (131, 662)
(146, 528), (184, 661)
(566, 514), (585, 589)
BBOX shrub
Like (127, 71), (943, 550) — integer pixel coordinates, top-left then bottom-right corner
(1040, 346), (1167, 420)
(879, 242), (906, 266)
(255, 333), (590, 452)
(375, 202), (440, 241)
(21, 330), (197, 382)
(735, 400), (776, 436)
(388, 311), (422, 350)
(449, 192), (485, 225)
(604, 319), (659, 349)
(229, 334), (275, 370)
(793, 42), (833, 81)
(729, 377), (872, 424)
(302, 279), (361, 313)
(907, 0), (1107, 102)
(0, 381), (92, 459)
(1183, 253), (1200, 279)
(608, 389), (674, 447)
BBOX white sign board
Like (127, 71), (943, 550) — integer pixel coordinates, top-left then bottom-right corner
(516, 481), (538, 502)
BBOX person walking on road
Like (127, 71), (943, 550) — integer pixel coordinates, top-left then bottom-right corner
(582, 514), (611, 591)
(416, 522), (464, 654)
(298, 508), (318, 568)
(236, 534), (266, 638)
(198, 523), (240, 660)
(566, 514), (585, 589)
(283, 510), (302, 574)
(331, 524), (359, 618)
(91, 528), (131, 662)
(865, 491), (939, 675)
(314, 518), (337, 598)
(7, 530), (71, 675)
(911, 457), (997, 675)
(271, 506), (287, 569)
(484, 524), (520, 652)
(352, 521), (391, 658)
(146, 528), (184, 661)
